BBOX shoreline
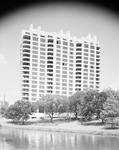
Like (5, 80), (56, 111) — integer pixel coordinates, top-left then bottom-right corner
(1, 118), (119, 137)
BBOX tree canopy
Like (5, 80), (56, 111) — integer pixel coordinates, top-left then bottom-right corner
(5, 100), (36, 124)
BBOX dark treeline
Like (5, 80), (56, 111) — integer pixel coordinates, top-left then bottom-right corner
(2, 88), (119, 124)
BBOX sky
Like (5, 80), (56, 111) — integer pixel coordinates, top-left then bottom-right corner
(0, 1), (119, 104)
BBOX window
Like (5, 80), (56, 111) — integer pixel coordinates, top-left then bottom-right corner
(40, 43), (45, 47)
(32, 68), (37, 71)
(40, 56), (45, 59)
(62, 71), (67, 74)
(84, 53), (88, 56)
(56, 49), (61, 53)
(62, 75), (67, 78)
(32, 63), (38, 67)
(32, 55), (38, 58)
(84, 73), (88, 76)
(32, 51), (38, 54)
(62, 83), (67, 86)
(48, 39), (54, 43)
(57, 40), (61, 44)
(84, 44), (88, 48)
(40, 48), (45, 51)
(84, 61), (88, 64)
(56, 78), (60, 81)
(90, 73), (94, 76)
(32, 80), (37, 84)
(84, 57), (88, 60)
(32, 89), (37, 92)
(90, 58), (94, 61)
(32, 46), (38, 50)
(23, 35), (30, 40)
(69, 68), (73, 71)
(40, 38), (46, 43)
(62, 67), (67, 70)
(32, 84), (37, 88)
(90, 54), (94, 57)
(84, 49), (88, 52)
(63, 41), (68, 46)
(40, 52), (45, 55)
(56, 74), (60, 77)
(96, 46), (100, 50)
(76, 48), (82, 51)
(33, 42), (38, 46)
(56, 53), (61, 57)
(90, 50), (94, 53)
(56, 82), (60, 85)
(33, 37), (38, 41)
(32, 93), (37, 97)
(56, 70), (60, 73)
(70, 43), (74, 47)
(62, 58), (67, 62)
(84, 69), (88, 72)
(57, 45), (61, 48)
(69, 76), (73, 79)
(90, 45), (95, 49)
(90, 70), (94, 72)
(40, 68), (45, 72)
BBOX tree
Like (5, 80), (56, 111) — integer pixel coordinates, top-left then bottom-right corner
(93, 91), (108, 122)
(5, 100), (36, 124)
(41, 94), (68, 122)
(0, 106), (7, 116)
(81, 89), (99, 121)
(69, 91), (84, 119)
(5, 104), (20, 122)
(101, 93), (119, 123)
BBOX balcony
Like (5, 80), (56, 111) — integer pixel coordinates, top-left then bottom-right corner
(47, 52), (53, 56)
(47, 56), (53, 60)
(23, 49), (30, 53)
(22, 75), (29, 79)
(47, 69), (53, 72)
(96, 62), (100, 66)
(47, 39), (54, 43)
(23, 54), (30, 57)
(47, 65), (53, 68)
(23, 58), (30, 62)
(47, 90), (53, 93)
(47, 73), (53, 77)
(22, 71), (29, 75)
(47, 61), (53, 64)
(23, 40), (30, 44)
(47, 82), (53, 85)
(22, 88), (29, 92)
(22, 62), (30, 66)
(23, 35), (30, 40)
(23, 45), (30, 49)
(48, 44), (54, 47)
(96, 59), (100, 62)
(22, 80), (29, 83)
(22, 93), (29, 96)
(76, 43), (82, 47)
(22, 67), (29, 70)
(48, 48), (53, 51)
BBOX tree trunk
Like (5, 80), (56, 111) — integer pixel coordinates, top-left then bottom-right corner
(50, 116), (53, 123)
(22, 119), (25, 125)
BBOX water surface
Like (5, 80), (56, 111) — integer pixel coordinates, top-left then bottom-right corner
(0, 128), (119, 150)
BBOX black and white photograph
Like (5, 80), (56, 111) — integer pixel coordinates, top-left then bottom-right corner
(0, 0), (119, 149)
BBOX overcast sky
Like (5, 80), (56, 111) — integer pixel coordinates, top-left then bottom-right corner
(0, 2), (119, 104)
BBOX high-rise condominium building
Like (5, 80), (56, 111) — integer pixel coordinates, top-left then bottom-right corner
(20, 24), (100, 102)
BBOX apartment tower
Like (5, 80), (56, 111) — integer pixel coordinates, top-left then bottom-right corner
(20, 24), (100, 102)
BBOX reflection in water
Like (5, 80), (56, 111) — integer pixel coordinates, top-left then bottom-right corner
(0, 128), (119, 150)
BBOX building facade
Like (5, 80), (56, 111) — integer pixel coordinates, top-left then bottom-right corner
(20, 24), (100, 102)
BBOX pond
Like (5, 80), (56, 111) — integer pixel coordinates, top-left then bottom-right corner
(0, 128), (119, 150)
